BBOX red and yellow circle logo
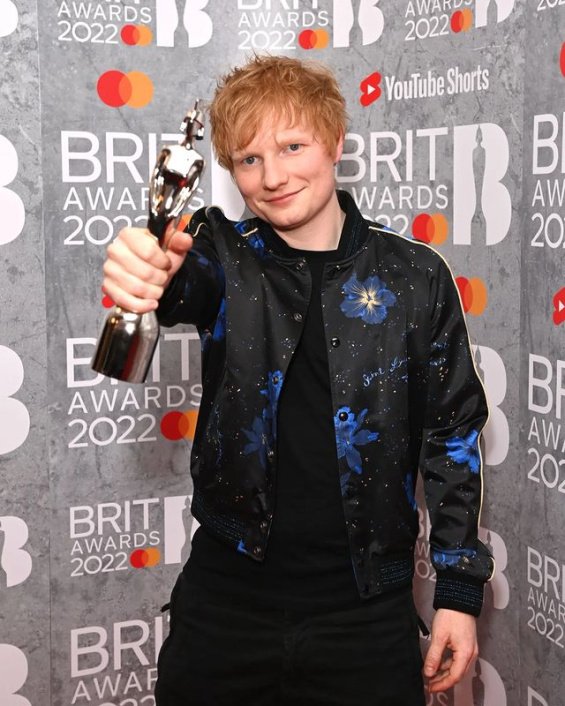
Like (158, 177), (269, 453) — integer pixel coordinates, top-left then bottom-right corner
(456, 276), (488, 316)
(130, 547), (160, 569)
(298, 28), (329, 50)
(451, 9), (473, 33)
(121, 24), (153, 46)
(97, 70), (154, 108)
(412, 213), (448, 245)
(160, 409), (199, 441)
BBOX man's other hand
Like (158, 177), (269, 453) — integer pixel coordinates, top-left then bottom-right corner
(423, 608), (478, 693)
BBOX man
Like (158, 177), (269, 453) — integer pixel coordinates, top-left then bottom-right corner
(102, 55), (494, 705)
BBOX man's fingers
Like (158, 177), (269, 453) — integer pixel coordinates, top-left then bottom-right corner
(109, 227), (172, 270)
(427, 650), (476, 693)
(101, 278), (158, 315)
(423, 633), (448, 678)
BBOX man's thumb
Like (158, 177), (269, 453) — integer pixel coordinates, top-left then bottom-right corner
(167, 230), (193, 254)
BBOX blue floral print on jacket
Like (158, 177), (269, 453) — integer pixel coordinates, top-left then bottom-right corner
(432, 548), (478, 570)
(242, 415), (271, 469)
(340, 272), (397, 325)
(446, 429), (481, 474)
(260, 370), (284, 422)
(334, 406), (379, 475)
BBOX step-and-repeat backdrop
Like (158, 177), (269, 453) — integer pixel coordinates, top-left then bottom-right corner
(1, 1), (564, 704)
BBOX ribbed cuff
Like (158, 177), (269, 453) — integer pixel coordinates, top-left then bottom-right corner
(433, 573), (485, 617)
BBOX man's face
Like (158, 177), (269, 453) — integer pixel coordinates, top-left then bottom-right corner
(230, 116), (343, 239)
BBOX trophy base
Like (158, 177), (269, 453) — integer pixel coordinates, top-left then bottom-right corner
(92, 307), (159, 384)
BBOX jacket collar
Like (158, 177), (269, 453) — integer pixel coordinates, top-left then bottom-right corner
(241, 190), (371, 262)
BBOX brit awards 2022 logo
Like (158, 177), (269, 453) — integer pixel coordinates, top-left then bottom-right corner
(402, 0), (516, 43)
(67, 494), (198, 578)
(0, 644), (31, 706)
(526, 545), (565, 650)
(70, 612), (164, 704)
(55, 0), (151, 45)
(338, 120), (511, 275)
(527, 354), (565, 496)
(0, 0), (18, 37)
(229, 0), (383, 52)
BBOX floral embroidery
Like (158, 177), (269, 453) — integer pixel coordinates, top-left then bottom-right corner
(446, 429), (481, 474)
(248, 232), (267, 259)
(334, 406), (379, 475)
(242, 415), (271, 469)
(340, 273), (397, 325)
(432, 548), (478, 570)
(260, 370), (284, 419)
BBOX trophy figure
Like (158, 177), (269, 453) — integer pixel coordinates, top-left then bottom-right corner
(92, 102), (205, 383)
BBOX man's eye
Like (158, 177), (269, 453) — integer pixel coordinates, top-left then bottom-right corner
(288, 143), (301, 152)
(242, 156), (256, 165)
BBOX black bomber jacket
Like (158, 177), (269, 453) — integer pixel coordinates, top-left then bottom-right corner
(157, 191), (495, 616)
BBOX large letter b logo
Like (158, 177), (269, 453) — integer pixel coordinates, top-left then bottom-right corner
(0, 644), (31, 706)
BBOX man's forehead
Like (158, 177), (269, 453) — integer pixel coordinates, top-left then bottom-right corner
(233, 118), (316, 154)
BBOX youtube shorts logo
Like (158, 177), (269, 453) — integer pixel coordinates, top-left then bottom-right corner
(360, 72), (382, 106)
(553, 287), (565, 325)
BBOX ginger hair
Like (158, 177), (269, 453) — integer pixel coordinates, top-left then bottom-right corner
(209, 54), (347, 171)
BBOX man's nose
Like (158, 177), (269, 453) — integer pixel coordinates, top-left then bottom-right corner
(262, 156), (289, 190)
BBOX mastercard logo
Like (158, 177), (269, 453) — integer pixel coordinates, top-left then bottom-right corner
(121, 24), (152, 46)
(130, 547), (160, 569)
(161, 410), (199, 441)
(298, 28), (329, 50)
(451, 9), (473, 33)
(560, 42), (565, 78)
(456, 276), (487, 316)
(412, 213), (448, 245)
(97, 70), (153, 108)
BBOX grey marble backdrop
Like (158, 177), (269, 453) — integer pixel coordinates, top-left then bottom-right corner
(0, 1), (563, 704)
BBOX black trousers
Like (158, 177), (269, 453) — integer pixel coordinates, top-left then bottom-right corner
(155, 572), (425, 706)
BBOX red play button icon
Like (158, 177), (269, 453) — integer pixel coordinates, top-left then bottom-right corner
(360, 72), (382, 107)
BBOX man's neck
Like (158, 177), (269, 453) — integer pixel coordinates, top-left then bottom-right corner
(272, 196), (346, 252)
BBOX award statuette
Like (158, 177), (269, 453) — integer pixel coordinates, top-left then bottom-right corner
(91, 102), (205, 383)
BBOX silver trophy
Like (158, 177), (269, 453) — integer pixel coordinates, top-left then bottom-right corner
(92, 102), (205, 383)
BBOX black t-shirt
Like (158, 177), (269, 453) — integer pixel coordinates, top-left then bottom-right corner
(185, 214), (362, 611)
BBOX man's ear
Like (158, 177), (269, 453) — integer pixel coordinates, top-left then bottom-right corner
(334, 132), (344, 164)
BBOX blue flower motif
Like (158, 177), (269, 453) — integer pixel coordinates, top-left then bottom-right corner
(248, 232), (267, 259)
(242, 415), (272, 469)
(403, 472), (417, 511)
(234, 221), (249, 235)
(260, 370), (284, 419)
(432, 548), (478, 570)
(212, 298), (226, 342)
(334, 406), (379, 475)
(446, 429), (481, 474)
(340, 273), (397, 325)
